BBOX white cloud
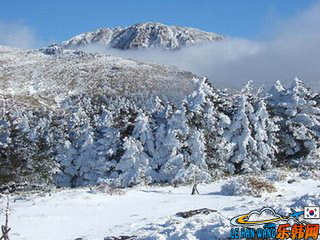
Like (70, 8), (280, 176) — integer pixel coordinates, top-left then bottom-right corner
(78, 2), (320, 90)
(0, 20), (38, 48)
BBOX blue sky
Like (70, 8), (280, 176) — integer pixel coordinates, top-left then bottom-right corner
(0, 0), (318, 45)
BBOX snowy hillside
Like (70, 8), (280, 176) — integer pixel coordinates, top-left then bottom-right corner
(0, 45), (196, 108)
(61, 22), (224, 50)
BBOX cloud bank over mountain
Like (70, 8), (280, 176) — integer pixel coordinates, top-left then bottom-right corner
(77, 2), (320, 90)
(1, 2), (320, 90)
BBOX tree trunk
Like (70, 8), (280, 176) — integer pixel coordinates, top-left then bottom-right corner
(191, 183), (199, 195)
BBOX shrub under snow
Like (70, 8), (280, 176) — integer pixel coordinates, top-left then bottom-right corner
(220, 176), (276, 197)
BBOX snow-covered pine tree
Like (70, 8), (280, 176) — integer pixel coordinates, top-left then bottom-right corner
(224, 82), (259, 173)
(132, 112), (156, 161)
(91, 106), (122, 183)
(150, 102), (187, 183)
(225, 82), (280, 173)
(159, 128), (186, 183)
(0, 102), (12, 184)
(5, 109), (34, 183)
(131, 111), (158, 181)
(115, 136), (151, 187)
(252, 99), (279, 170)
(268, 78), (320, 164)
(55, 95), (140, 187)
(55, 104), (96, 187)
(0, 99), (57, 187)
(158, 110), (188, 182)
(27, 110), (58, 185)
(185, 77), (231, 171)
(173, 128), (211, 184)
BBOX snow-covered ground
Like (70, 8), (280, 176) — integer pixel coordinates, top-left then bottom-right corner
(1, 170), (319, 240)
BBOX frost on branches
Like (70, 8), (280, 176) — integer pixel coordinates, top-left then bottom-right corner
(268, 78), (320, 165)
(0, 78), (319, 189)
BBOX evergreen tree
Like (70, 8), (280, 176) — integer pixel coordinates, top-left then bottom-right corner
(185, 78), (231, 171)
(55, 105), (96, 187)
(268, 78), (320, 163)
(151, 103), (188, 182)
(224, 82), (258, 173)
(116, 137), (151, 187)
(173, 128), (211, 184)
(132, 112), (156, 160)
(252, 99), (279, 169)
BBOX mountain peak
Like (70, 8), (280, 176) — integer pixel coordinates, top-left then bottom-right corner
(62, 22), (224, 50)
(133, 22), (165, 27)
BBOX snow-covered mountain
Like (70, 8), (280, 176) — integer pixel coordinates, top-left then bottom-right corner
(61, 22), (224, 50)
(0, 45), (197, 108)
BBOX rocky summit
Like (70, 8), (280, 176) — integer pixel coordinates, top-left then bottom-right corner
(61, 22), (224, 50)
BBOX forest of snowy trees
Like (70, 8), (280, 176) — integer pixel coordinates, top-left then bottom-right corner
(0, 78), (319, 189)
